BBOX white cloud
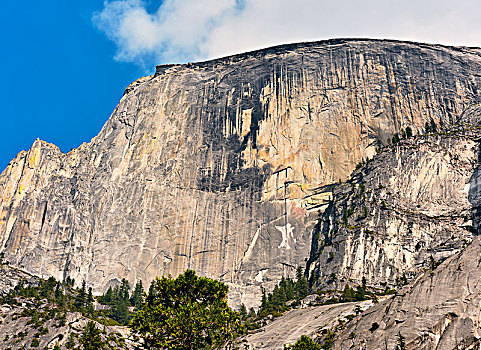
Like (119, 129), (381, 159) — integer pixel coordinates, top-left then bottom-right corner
(93, 0), (481, 68)
(93, 0), (238, 66)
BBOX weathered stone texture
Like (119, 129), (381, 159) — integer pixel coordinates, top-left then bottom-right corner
(307, 128), (481, 289)
(245, 299), (376, 349)
(1, 39), (481, 307)
(334, 235), (481, 349)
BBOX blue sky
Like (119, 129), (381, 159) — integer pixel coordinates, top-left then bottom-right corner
(0, 1), (146, 170)
(1, 0), (481, 171)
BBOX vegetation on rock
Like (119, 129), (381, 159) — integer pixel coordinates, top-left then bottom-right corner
(284, 335), (321, 349)
(79, 321), (105, 350)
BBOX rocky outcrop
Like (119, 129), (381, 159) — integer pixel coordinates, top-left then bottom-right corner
(0, 301), (130, 349)
(307, 125), (481, 289)
(1, 39), (481, 307)
(0, 264), (38, 297)
(245, 299), (376, 349)
(334, 235), (481, 349)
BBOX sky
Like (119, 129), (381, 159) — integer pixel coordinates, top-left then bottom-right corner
(1, 0), (481, 171)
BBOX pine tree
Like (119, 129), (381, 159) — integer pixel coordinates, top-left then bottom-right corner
(296, 266), (303, 281)
(355, 285), (365, 301)
(101, 286), (113, 304)
(80, 321), (105, 350)
(285, 278), (296, 300)
(430, 118), (437, 133)
(342, 284), (354, 302)
(130, 280), (144, 308)
(425, 121), (431, 133)
(286, 335), (321, 349)
(65, 276), (75, 287)
(87, 287), (94, 305)
(405, 126), (413, 138)
(120, 278), (130, 303)
(54, 282), (64, 306)
(75, 280), (87, 311)
(109, 285), (129, 324)
(261, 288), (267, 310)
(392, 133), (400, 144)
(275, 286), (287, 312)
(130, 270), (245, 349)
(239, 303), (247, 319)
(296, 270), (309, 300)
(322, 329), (335, 350)
(86, 287), (95, 315)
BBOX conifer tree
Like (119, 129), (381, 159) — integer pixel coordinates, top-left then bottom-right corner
(342, 284), (354, 302)
(405, 126), (413, 138)
(239, 303), (247, 319)
(286, 335), (321, 349)
(75, 280), (87, 310)
(80, 321), (105, 350)
(295, 267), (309, 300)
(130, 280), (144, 308)
(130, 269), (245, 349)
(109, 285), (129, 324)
(102, 286), (113, 304)
(261, 288), (268, 309)
(86, 287), (95, 315)
(120, 278), (130, 302)
(355, 285), (365, 301)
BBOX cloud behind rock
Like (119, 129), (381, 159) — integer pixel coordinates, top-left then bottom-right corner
(93, 0), (481, 68)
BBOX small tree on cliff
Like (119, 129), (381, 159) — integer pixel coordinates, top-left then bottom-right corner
(285, 335), (321, 350)
(395, 331), (406, 350)
(80, 321), (106, 350)
(130, 269), (245, 349)
(130, 280), (144, 308)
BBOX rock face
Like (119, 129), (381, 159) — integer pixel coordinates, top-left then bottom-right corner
(334, 235), (481, 349)
(245, 299), (376, 349)
(307, 125), (481, 290)
(0, 264), (38, 297)
(1, 39), (481, 307)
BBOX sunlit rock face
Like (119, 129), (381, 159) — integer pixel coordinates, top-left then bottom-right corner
(334, 235), (481, 349)
(1, 39), (480, 307)
(307, 126), (481, 290)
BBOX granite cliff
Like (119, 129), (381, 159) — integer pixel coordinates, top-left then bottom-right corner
(334, 234), (481, 349)
(307, 121), (481, 290)
(245, 105), (481, 349)
(1, 39), (481, 310)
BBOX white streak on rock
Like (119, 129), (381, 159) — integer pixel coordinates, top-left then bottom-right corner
(276, 223), (294, 250)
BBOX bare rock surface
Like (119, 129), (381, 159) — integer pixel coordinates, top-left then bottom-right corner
(334, 235), (481, 349)
(1, 39), (481, 308)
(307, 127), (481, 290)
(0, 264), (37, 297)
(245, 300), (375, 349)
